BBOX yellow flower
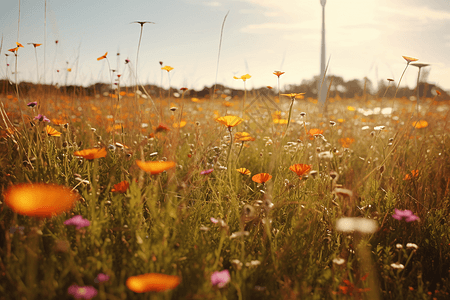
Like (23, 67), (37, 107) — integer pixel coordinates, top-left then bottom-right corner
(235, 132), (255, 142)
(161, 66), (174, 72)
(236, 168), (251, 176)
(233, 74), (251, 81)
(215, 116), (243, 128)
(402, 56), (418, 64)
(281, 93), (305, 99)
(46, 125), (62, 137)
(412, 120), (428, 129)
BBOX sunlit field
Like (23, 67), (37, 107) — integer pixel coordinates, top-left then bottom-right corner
(1, 61), (450, 300)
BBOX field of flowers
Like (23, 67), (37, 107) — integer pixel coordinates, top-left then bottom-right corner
(1, 61), (450, 299)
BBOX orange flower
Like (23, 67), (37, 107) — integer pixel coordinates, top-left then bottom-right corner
(111, 180), (130, 193)
(8, 47), (18, 53)
(273, 71), (285, 77)
(136, 160), (176, 175)
(252, 173), (272, 184)
(236, 168), (251, 176)
(173, 121), (186, 128)
(234, 132), (255, 142)
(404, 170), (419, 180)
(74, 148), (107, 160)
(402, 56), (418, 64)
(338, 137), (355, 148)
(289, 164), (312, 177)
(97, 52), (108, 61)
(308, 128), (324, 139)
(16, 42), (24, 48)
(161, 66), (174, 72)
(4, 183), (79, 218)
(31, 43), (42, 47)
(233, 74), (251, 81)
(412, 120), (428, 129)
(126, 273), (180, 293)
(46, 125), (62, 137)
(154, 123), (171, 133)
(215, 116), (243, 128)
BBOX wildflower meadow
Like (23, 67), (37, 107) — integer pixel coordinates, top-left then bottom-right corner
(1, 26), (450, 300)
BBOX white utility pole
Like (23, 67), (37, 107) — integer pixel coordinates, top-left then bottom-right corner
(319, 0), (327, 107)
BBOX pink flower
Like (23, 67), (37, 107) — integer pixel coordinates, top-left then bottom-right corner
(34, 114), (50, 122)
(64, 215), (90, 230)
(94, 273), (110, 283)
(27, 101), (37, 107)
(68, 285), (97, 299)
(392, 209), (419, 222)
(210, 217), (219, 224)
(211, 270), (230, 288)
(200, 169), (214, 175)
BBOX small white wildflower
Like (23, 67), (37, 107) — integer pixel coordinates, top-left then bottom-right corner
(170, 106), (178, 111)
(141, 123), (149, 128)
(406, 243), (418, 250)
(245, 260), (261, 267)
(231, 259), (243, 270)
(230, 231), (250, 239)
(318, 151), (333, 160)
(390, 263), (405, 269)
(332, 257), (345, 265)
(335, 217), (378, 234)
(149, 152), (158, 156)
(199, 225), (210, 231)
(396, 244), (403, 249)
(361, 126), (370, 130)
(374, 125), (385, 131)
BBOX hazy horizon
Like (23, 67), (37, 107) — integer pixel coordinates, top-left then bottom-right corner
(1, 0), (450, 92)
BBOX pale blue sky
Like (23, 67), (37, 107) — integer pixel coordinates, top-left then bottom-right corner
(1, 0), (450, 91)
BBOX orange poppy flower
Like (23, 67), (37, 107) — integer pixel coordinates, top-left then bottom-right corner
(412, 120), (428, 129)
(404, 170), (419, 180)
(136, 160), (176, 175)
(46, 125), (62, 137)
(30, 43), (42, 48)
(223, 101), (234, 107)
(126, 273), (180, 293)
(4, 183), (79, 218)
(161, 66), (174, 72)
(252, 173), (272, 184)
(236, 168), (251, 176)
(111, 180), (130, 193)
(8, 47), (18, 53)
(97, 52), (108, 61)
(308, 128), (324, 139)
(233, 74), (251, 81)
(273, 71), (285, 77)
(74, 148), (107, 160)
(16, 42), (24, 48)
(338, 137), (355, 148)
(289, 164), (312, 177)
(234, 132), (255, 142)
(402, 56), (418, 64)
(215, 116), (243, 128)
